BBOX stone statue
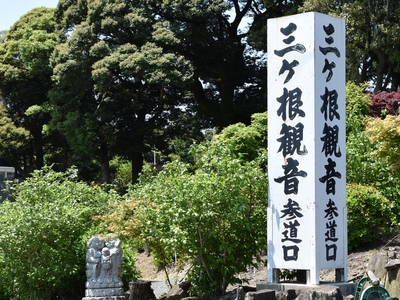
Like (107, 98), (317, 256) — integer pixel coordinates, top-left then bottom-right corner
(83, 235), (125, 300)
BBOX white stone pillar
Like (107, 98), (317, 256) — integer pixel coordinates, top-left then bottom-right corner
(267, 12), (347, 285)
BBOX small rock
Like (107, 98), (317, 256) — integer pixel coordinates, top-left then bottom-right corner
(235, 286), (245, 300)
(245, 289), (275, 300)
(164, 281), (191, 300)
(388, 252), (396, 259)
(385, 259), (400, 270)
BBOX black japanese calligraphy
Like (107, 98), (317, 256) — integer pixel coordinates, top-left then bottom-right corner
(274, 22), (306, 57)
(319, 46), (340, 57)
(282, 220), (302, 243)
(320, 87), (340, 121)
(321, 123), (341, 157)
(322, 59), (336, 82)
(320, 23), (340, 83)
(326, 243), (337, 261)
(277, 123), (308, 157)
(325, 220), (338, 242)
(319, 158), (341, 195)
(277, 87), (305, 121)
(282, 245), (299, 261)
(280, 198), (304, 220)
(275, 44), (306, 57)
(281, 22), (297, 35)
(324, 198), (339, 220)
(279, 59), (299, 83)
(274, 157), (307, 195)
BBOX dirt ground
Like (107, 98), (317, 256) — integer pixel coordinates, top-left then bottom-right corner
(134, 236), (400, 295)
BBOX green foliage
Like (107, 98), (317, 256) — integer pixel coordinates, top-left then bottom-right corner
(347, 130), (383, 185)
(120, 240), (141, 288)
(215, 112), (267, 161)
(50, 0), (196, 183)
(347, 183), (396, 249)
(0, 168), (121, 300)
(366, 115), (400, 172)
(0, 30), (7, 43)
(0, 7), (58, 175)
(345, 83), (400, 215)
(101, 143), (267, 297)
(300, 0), (400, 91)
(1, 7), (57, 78)
(110, 156), (132, 194)
(345, 81), (370, 134)
(299, 0), (343, 16)
(0, 103), (30, 156)
(346, 86), (400, 241)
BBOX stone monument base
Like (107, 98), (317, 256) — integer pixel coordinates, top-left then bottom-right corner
(256, 281), (357, 297)
(83, 297), (125, 300)
(84, 287), (124, 298)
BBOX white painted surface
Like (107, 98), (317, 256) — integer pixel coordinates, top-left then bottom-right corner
(267, 12), (346, 284)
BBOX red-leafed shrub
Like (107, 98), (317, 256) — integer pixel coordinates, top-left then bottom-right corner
(369, 90), (400, 118)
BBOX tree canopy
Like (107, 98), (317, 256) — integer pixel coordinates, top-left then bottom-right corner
(49, 0), (204, 183)
(1, 0), (400, 183)
(0, 7), (57, 177)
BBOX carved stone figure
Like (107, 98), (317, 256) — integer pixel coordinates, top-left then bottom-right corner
(83, 235), (124, 300)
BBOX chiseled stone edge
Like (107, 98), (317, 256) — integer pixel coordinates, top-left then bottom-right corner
(82, 297), (125, 300)
(85, 287), (124, 297)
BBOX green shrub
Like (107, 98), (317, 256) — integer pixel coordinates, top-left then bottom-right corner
(110, 156), (132, 194)
(345, 81), (370, 134)
(120, 240), (142, 288)
(347, 183), (395, 249)
(102, 143), (268, 297)
(0, 168), (122, 300)
(215, 112), (267, 161)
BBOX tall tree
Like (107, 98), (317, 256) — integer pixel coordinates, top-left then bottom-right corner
(146, 0), (269, 128)
(0, 7), (57, 177)
(0, 30), (7, 43)
(0, 104), (30, 174)
(51, 0), (303, 181)
(51, 0), (193, 183)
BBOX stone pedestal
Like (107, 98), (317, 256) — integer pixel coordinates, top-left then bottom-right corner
(256, 281), (357, 298)
(85, 287), (124, 297)
(83, 297), (125, 300)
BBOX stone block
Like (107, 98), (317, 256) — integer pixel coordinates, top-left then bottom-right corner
(83, 297), (125, 300)
(128, 280), (156, 300)
(163, 281), (190, 300)
(244, 289), (275, 300)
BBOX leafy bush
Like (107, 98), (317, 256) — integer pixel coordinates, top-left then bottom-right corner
(0, 168), (121, 300)
(110, 156), (132, 194)
(345, 81), (370, 134)
(347, 183), (395, 249)
(366, 115), (400, 172)
(101, 143), (268, 297)
(347, 130), (393, 185)
(215, 112), (267, 161)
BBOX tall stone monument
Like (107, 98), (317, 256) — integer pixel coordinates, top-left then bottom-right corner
(83, 235), (125, 300)
(267, 12), (347, 285)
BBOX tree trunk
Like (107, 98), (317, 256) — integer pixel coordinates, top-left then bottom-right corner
(100, 142), (110, 184)
(374, 50), (387, 93)
(128, 281), (156, 300)
(131, 151), (143, 185)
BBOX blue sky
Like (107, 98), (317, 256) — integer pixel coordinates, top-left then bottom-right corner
(0, 0), (59, 30)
